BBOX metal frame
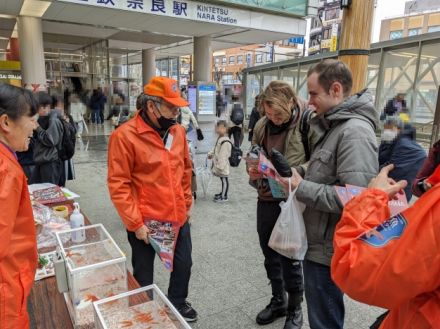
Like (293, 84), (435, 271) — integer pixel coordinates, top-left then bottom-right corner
(242, 32), (440, 142)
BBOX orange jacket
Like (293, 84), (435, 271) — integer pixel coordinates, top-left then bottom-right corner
(107, 113), (193, 231)
(331, 187), (440, 329)
(0, 143), (38, 329)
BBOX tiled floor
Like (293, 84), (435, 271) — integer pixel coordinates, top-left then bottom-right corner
(59, 121), (383, 329)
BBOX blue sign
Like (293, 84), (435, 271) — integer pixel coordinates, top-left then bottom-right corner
(358, 214), (408, 248)
(199, 84), (216, 91)
(289, 37), (305, 44)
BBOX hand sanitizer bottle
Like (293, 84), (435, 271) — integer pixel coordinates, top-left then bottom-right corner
(70, 203), (85, 243)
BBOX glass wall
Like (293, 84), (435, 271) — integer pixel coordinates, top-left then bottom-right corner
(243, 33), (440, 142)
(245, 73), (261, 115)
(262, 69), (279, 88)
(378, 45), (419, 118)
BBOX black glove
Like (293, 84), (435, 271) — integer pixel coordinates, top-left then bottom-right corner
(196, 128), (204, 141)
(270, 148), (292, 177)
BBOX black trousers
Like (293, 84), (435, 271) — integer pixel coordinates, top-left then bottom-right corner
(34, 160), (62, 185)
(127, 221), (193, 305)
(257, 200), (304, 306)
(220, 177), (229, 198)
(228, 126), (242, 148)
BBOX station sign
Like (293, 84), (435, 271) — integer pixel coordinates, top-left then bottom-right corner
(56, 0), (306, 34)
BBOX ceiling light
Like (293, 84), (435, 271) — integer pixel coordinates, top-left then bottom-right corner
(20, 0), (51, 18)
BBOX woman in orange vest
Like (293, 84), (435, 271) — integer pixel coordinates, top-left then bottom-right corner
(0, 84), (39, 329)
(332, 164), (440, 328)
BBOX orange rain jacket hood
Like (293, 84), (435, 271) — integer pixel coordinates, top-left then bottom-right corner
(107, 112), (193, 232)
(331, 187), (440, 329)
(0, 143), (38, 329)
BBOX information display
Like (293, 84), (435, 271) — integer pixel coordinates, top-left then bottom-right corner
(198, 84), (216, 115)
(188, 84), (197, 114)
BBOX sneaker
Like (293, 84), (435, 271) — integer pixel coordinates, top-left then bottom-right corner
(214, 197), (229, 203)
(213, 194), (222, 201)
(175, 301), (198, 322)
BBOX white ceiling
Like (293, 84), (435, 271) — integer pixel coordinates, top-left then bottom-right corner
(1, 0), (305, 58)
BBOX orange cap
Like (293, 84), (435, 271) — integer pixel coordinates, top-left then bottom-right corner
(143, 77), (188, 107)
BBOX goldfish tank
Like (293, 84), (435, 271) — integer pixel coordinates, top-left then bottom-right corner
(93, 284), (192, 329)
(55, 224), (127, 329)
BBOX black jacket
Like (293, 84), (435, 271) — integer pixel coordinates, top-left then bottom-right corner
(379, 126), (427, 201)
(33, 111), (64, 164)
(384, 99), (407, 116)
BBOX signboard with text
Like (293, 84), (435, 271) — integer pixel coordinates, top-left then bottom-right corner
(198, 84), (216, 115)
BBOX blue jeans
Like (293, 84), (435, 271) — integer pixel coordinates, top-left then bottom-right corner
(303, 260), (344, 329)
(92, 109), (101, 124)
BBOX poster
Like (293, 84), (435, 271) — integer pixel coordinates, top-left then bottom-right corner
(198, 84), (216, 115)
(188, 84), (197, 114)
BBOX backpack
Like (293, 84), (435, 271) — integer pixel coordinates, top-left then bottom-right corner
(58, 119), (76, 161)
(221, 140), (243, 167)
(230, 103), (244, 125)
(299, 108), (314, 161)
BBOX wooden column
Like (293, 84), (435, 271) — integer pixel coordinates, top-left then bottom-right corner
(338, 0), (375, 94)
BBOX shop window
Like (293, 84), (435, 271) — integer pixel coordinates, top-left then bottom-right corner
(256, 54), (263, 63)
(408, 28), (422, 36)
(266, 52), (273, 62)
(428, 25), (440, 33)
(389, 30), (403, 40)
(229, 56), (235, 64)
(214, 57), (220, 65)
(237, 55), (243, 64)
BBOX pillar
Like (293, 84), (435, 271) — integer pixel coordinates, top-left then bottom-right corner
(142, 48), (156, 86)
(338, 0), (375, 94)
(193, 36), (212, 82)
(17, 16), (46, 91)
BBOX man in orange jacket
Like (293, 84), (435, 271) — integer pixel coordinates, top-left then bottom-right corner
(331, 164), (440, 329)
(107, 77), (197, 322)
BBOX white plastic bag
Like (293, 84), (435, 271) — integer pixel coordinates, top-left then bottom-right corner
(269, 179), (308, 260)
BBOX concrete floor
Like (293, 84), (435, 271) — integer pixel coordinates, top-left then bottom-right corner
(65, 121), (383, 329)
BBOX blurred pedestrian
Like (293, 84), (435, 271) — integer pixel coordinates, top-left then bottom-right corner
(33, 91), (64, 185)
(412, 139), (440, 197)
(0, 84), (39, 329)
(378, 116), (426, 201)
(52, 94), (76, 187)
(383, 93), (406, 117)
(208, 120), (232, 203)
(248, 94), (261, 142)
(226, 95), (244, 147)
(70, 94), (86, 138)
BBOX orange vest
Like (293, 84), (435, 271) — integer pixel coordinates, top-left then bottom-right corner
(0, 143), (37, 329)
(331, 187), (440, 329)
(107, 113), (193, 231)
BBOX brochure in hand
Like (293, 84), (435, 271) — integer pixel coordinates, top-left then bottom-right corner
(258, 153), (287, 199)
(335, 184), (408, 216)
(144, 219), (180, 272)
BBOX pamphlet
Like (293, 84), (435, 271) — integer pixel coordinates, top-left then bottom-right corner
(335, 184), (408, 216)
(144, 219), (180, 272)
(258, 153), (287, 198)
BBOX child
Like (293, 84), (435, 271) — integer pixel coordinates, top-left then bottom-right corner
(208, 120), (232, 202)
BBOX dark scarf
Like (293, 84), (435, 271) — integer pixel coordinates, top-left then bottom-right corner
(267, 106), (299, 135)
(38, 115), (50, 130)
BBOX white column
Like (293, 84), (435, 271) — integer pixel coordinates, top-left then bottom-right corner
(17, 16), (46, 90)
(142, 48), (156, 86)
(193, 36), (212, 82)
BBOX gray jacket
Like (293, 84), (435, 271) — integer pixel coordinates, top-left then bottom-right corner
(33, 112), (64, 164)
(296, 89), (379, 266)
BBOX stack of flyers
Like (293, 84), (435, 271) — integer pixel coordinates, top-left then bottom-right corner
(144, 219), (180, 272)
(31, 185), (68, 205)
(335, 184), (408, 216)
(258, 153), (287, 199)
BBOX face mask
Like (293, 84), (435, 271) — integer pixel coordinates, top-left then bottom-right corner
(155, 103), (177, 130)
(381, 129), (398, 143)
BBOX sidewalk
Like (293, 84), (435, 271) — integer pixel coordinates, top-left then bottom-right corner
(66, 121), (383, 329)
